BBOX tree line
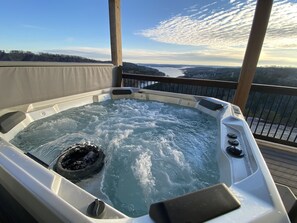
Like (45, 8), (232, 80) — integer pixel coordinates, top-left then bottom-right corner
(183, 66), (297, 87)
(0, 50), (165, 76)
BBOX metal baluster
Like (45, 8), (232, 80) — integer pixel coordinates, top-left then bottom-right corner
(193, 85), (199, 95)
(226, 89), (232, 102)
(266, 95), (284, 137)
(273, 96), (291, 138)
(210, 87), (215, 97)
(293, 128), (297, 143)
(177, 83), (180, 93)
(183, 84), (187, 94)
(245, 91), (257, 128)
(190, 85), (194, 95)
(214, 88), (220, 99)
(173, 83), (177, 93)
(280, 97), (297, 139)
(244, 91), (256, 124)
(294, 127), (297, 143)
(260, 94), (277, 135)
(198, 86), (202, 95)
(287, 114), (297, 142)
(254, 93), (269, 134)
(250, 93), (264, 131)
(205, 86), (209, 96)
(162, 82), (166, 92)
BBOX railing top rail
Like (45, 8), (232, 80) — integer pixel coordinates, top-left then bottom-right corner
(251, 83), (297, 96)
(122, 73), (238, 89)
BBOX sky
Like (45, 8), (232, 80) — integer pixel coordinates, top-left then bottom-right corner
(0, 0), (296, 66)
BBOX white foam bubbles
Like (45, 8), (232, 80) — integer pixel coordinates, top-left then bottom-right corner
(12, 99), (219, 217)
(109, 129), (134, 149)
(132, 151), (156, 193)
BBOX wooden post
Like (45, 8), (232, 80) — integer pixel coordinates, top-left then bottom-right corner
(109, 0), (123, 86)
(233, 0), (273, 111)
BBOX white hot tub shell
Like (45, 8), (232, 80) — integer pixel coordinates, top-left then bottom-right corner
(0, 88), (290, 223)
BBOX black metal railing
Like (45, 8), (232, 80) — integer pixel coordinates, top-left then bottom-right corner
(246, 84), (297, 147)
(123, 73), (297, 147)
(123, 73), (237, 102)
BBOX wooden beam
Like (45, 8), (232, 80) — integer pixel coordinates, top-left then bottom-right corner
(109, 0), (122, 66)
(233, 0), (273, 111)
(109, 0), (122, 86)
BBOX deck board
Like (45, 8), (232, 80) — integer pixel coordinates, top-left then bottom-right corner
(259, 146), (297, 196)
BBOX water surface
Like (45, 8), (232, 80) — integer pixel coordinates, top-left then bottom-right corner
(11, 99), (219, 217)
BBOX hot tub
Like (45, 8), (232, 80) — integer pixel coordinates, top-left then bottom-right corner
(0, 88), (290, 222)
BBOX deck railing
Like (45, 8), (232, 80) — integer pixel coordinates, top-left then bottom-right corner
(247, 84), (297, 147)
(123, 73), (297, 147)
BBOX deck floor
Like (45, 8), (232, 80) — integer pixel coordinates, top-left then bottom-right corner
(260, 146), (297, 196)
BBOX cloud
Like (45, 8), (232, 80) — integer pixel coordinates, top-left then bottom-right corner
(138, 1), (257, 49)
(123, 48), (245, 65)
(137, 0), (297, 66)
(45, 0), (297, 68)
(45, 45), (297, 67)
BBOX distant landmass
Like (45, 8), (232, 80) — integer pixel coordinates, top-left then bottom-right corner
(1, 50), (296, 87)
(140, 63), (194, 69)
(122, 62), (165, 76)
(0, 50), (104, 63)
(0, 50), (165, 77)
(140, 63), (297, 87)
(183, 66), (297, 87)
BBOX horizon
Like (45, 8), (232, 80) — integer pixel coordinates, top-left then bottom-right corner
(0, 0), (296, 67)
(2, 50), (297, 69)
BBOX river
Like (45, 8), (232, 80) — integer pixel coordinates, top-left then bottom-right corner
(150, 66), (185, 78)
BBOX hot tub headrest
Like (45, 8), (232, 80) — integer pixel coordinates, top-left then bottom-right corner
(199, 99), (224, 111)
(0, 111), (26, 134)
(112, 89), (133, 95)
(149, 183), (240, 223)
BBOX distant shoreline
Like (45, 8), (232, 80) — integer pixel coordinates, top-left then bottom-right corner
(149, 66), (185, 78)
(2, 51), (296, 87)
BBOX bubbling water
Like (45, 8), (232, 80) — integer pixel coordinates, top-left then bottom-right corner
(11, 99), (219, 217)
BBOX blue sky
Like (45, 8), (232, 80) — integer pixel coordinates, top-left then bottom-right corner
(0, 0), (296, 66)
